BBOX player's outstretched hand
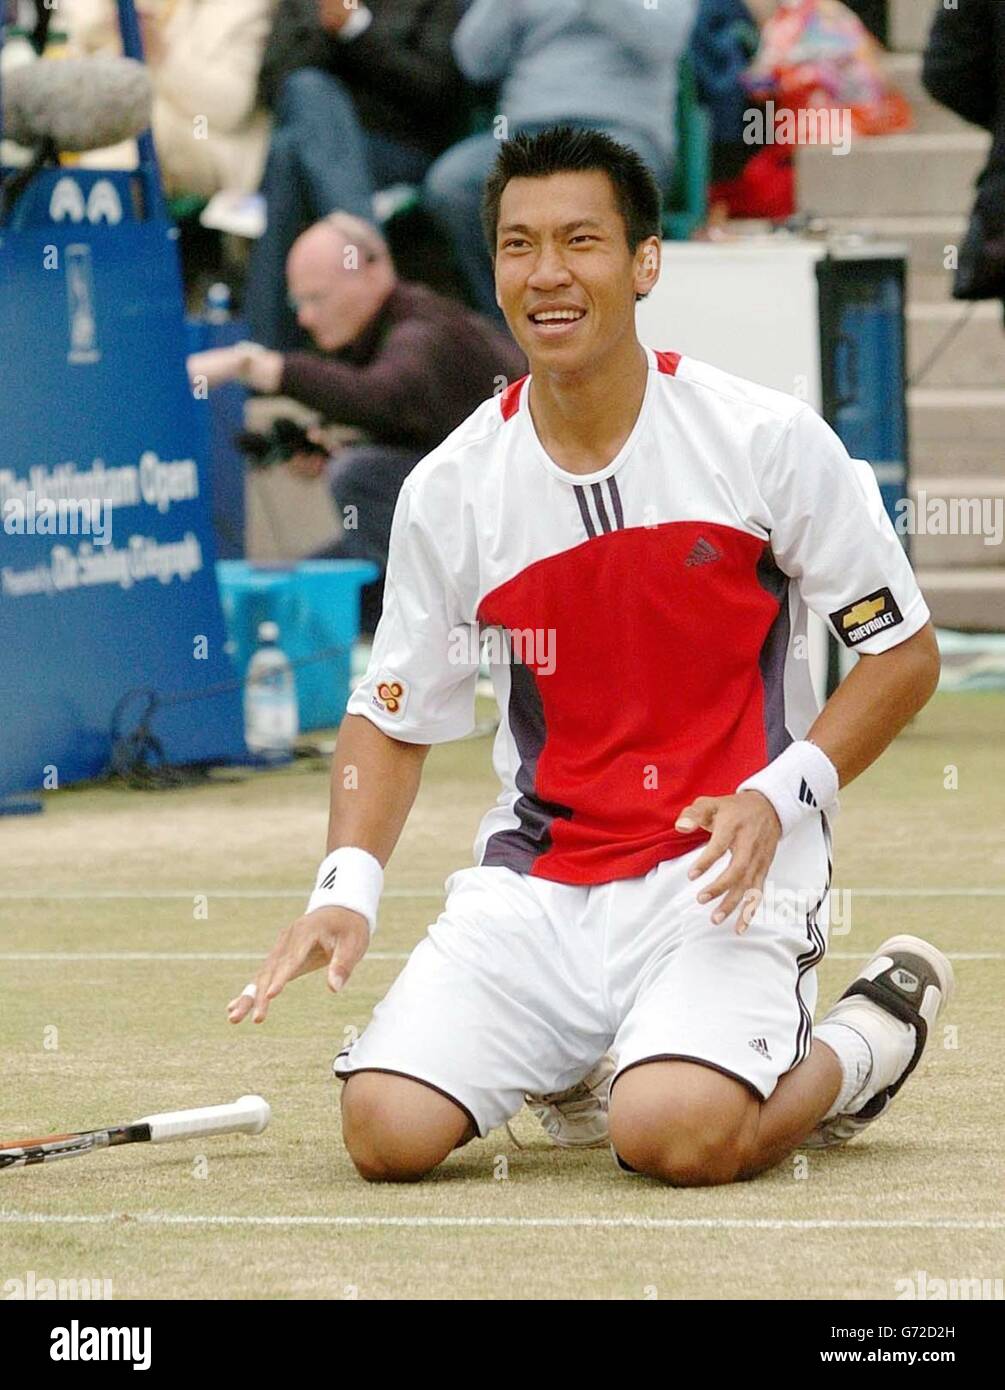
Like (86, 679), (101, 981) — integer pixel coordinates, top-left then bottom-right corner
(226, 906), (369, 1024)
(675, 792), (782, 932)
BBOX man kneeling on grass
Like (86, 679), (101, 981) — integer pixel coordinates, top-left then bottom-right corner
(228, 127), (952, 1185)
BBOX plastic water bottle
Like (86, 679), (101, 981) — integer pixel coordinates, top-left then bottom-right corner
(244, 621), (299, 758)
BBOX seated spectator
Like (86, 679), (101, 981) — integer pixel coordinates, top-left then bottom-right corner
(61, 0), (275, 198)
(249, 0), (468, 351)
(691, 0), (796, 222)
(423, 0), (698, 319)
(189, 214), (526, 633)
(690, 0), (763, 184)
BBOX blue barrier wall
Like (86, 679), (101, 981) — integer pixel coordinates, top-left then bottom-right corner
(186, 315), (248, 561)
(0, 169), (247, 795)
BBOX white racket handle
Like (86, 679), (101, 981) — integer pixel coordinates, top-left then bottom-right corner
(137, 1094), (271, 1144)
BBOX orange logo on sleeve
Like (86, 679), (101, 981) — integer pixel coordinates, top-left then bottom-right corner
(376, 680), (403, 713)
(371, 671), (408, 718)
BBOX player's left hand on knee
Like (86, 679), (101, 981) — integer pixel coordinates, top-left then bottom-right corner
(675, 792), (782, 931)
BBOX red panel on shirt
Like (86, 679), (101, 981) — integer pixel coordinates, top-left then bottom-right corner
(477, 520), (779, 883)
(499, 376), (528, 421)
(655, 350), (682, 377)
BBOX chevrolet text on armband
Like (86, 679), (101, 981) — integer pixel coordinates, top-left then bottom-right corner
(830, 587), (904, 648)
(370, 670), (409, 719)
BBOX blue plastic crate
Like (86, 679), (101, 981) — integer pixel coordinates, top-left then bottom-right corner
(217, 560), (377, 731)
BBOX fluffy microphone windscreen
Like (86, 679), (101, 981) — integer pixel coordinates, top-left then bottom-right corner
(3, 57), (153, 152)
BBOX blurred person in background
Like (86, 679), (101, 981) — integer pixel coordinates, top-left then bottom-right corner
(690, 0), (803, 223)
(61, 0), (276, 198)
(249, 0), (467, 351)
(923, 0), (1005, 320)
(422, 0), (698, 320)
(190, 214), (526, 633)
(689, 0), (770, 211)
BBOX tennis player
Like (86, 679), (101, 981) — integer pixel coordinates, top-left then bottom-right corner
(229, 127), (952, 1184)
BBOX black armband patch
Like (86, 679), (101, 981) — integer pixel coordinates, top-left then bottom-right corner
(830, 587), (904, 647)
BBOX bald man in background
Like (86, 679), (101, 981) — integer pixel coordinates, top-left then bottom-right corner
(191, 214), (526, 631)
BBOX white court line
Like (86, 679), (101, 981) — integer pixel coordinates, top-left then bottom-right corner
(0, 951), (1001, 963)
(3, 888), (1005, 900)
(0, 1211), (1001, 1232)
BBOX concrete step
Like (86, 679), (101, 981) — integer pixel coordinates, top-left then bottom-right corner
(909, 387), (1005, 476)
(909, 302), (1005, 388)
(882, 52), (974, 134)
(890, 0), (937, 54)
(826, 214), (966, 284)
(797, 131), (990, 217)
(824, 214), (995, 304)
(908, 477), (1005, 568)
(910, 266), (962, 301)
(916, 567), (1005, 631)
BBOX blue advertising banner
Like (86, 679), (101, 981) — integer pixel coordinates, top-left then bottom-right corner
(0, 168), (247, 795)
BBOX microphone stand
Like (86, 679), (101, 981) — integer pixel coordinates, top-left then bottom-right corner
(116, 0), (167, 224)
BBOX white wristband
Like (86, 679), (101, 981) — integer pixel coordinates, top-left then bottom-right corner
(306, 846), (384, 936)
(735, 740), (839, 838)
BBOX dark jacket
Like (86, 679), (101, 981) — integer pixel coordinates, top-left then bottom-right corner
(259, 0), (468, 156)
(922, 0), (1005, 303)
(690, 0), (759, 147)
(689, 0), (760, 181)
(922, 0), (1005, 132)
(280, 281), (527, 451)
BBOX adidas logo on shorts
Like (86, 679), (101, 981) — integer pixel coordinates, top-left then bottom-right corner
(748, 1037), (772, 1059)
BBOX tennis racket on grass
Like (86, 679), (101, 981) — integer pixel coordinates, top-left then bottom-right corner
(0, 1094), (270, 1170)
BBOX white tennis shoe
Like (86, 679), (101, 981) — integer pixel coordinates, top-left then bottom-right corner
(805, 934), (954, 1149)
(525, 1054), (616, 1148)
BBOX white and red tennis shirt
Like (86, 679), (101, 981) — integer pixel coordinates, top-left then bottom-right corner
(347, 347), (929, 885)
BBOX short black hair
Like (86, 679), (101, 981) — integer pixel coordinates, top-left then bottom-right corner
(481, 125), (663, 258)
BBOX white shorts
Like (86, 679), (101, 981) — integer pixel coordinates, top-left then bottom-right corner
(334, 815), (832, 1137)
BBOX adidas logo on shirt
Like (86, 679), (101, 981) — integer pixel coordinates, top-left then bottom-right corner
(684, 537), (721, 567)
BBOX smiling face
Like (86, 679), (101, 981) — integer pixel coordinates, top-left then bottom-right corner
(494, 169), (661, 377)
